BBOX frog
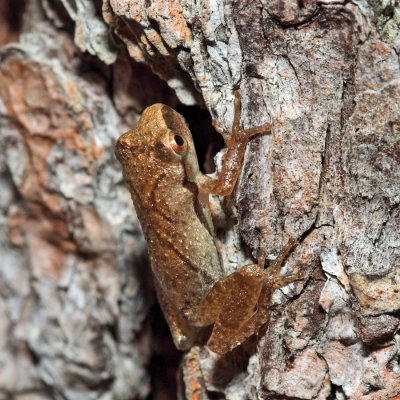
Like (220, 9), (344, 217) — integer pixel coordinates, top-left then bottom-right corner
(115, 91), (302, 354)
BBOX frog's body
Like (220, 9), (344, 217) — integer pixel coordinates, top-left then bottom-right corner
(115, 92), (302, 354)
(118, 104), (224, 321)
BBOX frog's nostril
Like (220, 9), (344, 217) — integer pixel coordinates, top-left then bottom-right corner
(115, 136), (132, 161)
(118, 137), (131, 149)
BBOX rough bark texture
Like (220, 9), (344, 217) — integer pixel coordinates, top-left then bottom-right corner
(1, 0), (400, 399)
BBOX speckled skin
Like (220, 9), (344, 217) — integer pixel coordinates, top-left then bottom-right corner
(116, 104), (223, 321)
(115, 94), (302, 354)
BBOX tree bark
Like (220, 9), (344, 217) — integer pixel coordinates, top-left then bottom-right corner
(1, 0), (400, 399)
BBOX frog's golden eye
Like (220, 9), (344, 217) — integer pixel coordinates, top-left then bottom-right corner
(157, 130), (189, 161)
(168, 132), (188, 155)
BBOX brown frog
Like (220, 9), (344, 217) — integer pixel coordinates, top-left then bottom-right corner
(115, 92), (302, 354)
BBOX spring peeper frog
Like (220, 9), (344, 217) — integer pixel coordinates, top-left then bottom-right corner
(115, 92), (302, 354)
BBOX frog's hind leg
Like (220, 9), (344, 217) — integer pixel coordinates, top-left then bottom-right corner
(196, 263), (265, 354)
(153, 279), (197, 351)
(208, 269), (303, 355)
(206, 239), (304, 355)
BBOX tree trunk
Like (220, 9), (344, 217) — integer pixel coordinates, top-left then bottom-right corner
(1, 0), (400, 399)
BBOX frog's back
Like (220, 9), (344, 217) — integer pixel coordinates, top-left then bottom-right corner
(115, 104), (225, 321)
(143, 180), (223, 321)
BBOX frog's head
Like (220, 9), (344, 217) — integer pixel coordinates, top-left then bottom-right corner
(114, 104), (201, 191)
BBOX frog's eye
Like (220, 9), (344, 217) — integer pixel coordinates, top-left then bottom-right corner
(168, 132), (188, 155)
(157, 130), (189, 161)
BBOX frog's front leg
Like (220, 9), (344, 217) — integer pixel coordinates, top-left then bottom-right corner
(195, 91), (271, 196)
(203, 238), (304, 355)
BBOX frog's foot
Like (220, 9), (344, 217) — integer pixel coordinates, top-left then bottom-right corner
(212, 91), (271, 146)
(262, 237), (305, 289)
(268, 268), (305, 290)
